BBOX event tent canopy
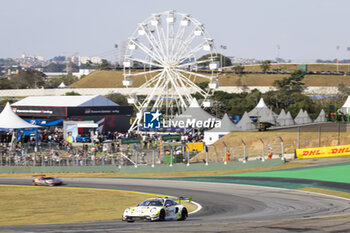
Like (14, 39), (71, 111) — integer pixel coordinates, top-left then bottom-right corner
(276, 109), (286, 126)
(207, 113), (239, 133)
(13, 95), (119, 107)
(248, 98), (276, 117)
(0, 102), (40, 129)
(58, 82), (66, 88)
(237, 111), (256, 130)
(283, 111), (295, 126)
(259, 109), (276, 125)
(314, 109), (327, 123)
(294, 109), (313, 124)
(341, 96), (350, 114)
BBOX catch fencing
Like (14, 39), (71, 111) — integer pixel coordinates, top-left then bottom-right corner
(1, 124), (348, 168)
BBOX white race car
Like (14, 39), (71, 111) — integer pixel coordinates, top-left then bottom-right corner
(122, 197), (189, 222)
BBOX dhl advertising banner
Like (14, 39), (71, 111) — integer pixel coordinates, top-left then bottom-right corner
(296, 145), (350, 159)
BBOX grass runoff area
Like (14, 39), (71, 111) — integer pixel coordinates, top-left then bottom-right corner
(0, 185), (197, 225)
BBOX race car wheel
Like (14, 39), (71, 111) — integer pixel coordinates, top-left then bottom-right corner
(32, 182), (37, 186)
(159, 209), (165, 221)
(179, 208), (188, 221)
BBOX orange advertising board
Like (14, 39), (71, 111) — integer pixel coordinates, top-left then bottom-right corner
(296, 145), (350, 159)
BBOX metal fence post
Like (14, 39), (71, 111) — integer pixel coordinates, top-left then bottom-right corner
(259, 138), (265, 162)
(152, 150), (155, 168)
(205, 146), (208, 166)
(170, 147), (173, 167)
(241, 139), (247, 163)
(277, 136), (284, 161)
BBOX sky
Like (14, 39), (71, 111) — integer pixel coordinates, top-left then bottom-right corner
(1, 0), (350, 62)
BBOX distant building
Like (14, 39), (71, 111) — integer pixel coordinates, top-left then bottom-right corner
(80, 56), (90, 64)
(44, 68), (94, 79)
(91, 57), (101, 64)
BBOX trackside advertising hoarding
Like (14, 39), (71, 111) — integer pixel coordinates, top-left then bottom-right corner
(296, 145), (350, 159)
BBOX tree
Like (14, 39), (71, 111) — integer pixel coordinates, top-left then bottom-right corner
(273, 70), (305, 91)
(64, 91), (80, 96)
(218, 54), (232, 67)
(9, 70), (46, 89)
(44, 63), (66, 72)
(105, 93), (128, 105)
(45, 75), (79, 88)
(260, 60), (271, 73)
(232, 63), (245, 75)
(0, 78), (12, 89)
(197, 53), (231, 68)
(262, 89), (321, 119)
(99, 59), (110, 70)
(197, 81), (209, 91)
(337, 83), (350, 102)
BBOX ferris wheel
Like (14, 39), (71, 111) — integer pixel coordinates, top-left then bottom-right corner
(123, 10), (219, 131)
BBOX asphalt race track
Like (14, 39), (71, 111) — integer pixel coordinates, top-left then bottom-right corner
(1, 177), (350, 233)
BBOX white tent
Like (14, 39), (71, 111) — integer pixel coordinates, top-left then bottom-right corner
(294, 109), (304, 124)
(314, 109), (327, 123)
(237, 111), (257, 130)
(0, 102), (40, 129)
(294, 109), (312, 124)
(204, 113), (239, 145)
(341, 96), (350, 114)
(58, 82), (66, 88)
(171, 99), (218, 129)
(284, 111), (295, 126)
(259, 109), (276, 125)
(303, 110), (313, 124)
(248, 98), (276, 118)
(13, 95), (119, 107)
(276, 109), (286, 126)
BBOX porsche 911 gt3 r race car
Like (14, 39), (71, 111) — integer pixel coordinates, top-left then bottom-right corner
(122, 197), (189, 222)
(32, 175), (63, 186)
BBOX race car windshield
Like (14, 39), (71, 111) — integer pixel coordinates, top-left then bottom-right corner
(43, 177), (55, 180)
(140, 200), (163, 206)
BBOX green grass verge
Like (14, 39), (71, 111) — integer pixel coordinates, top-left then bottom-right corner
(0, 185), (197, 225)
(222, 162), (350, 183)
